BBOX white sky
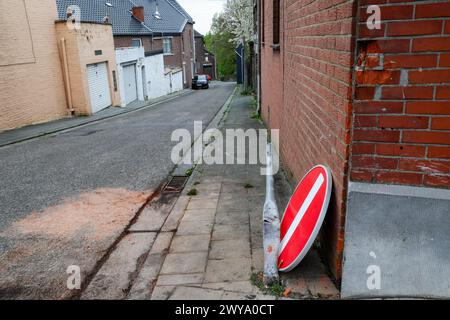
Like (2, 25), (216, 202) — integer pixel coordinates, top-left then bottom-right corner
(177, 0), (226, 35)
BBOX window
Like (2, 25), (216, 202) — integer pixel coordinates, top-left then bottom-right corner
(272, 0), (280, 46)
(163, 37), (173, 55)
(131, 38), (142, 47)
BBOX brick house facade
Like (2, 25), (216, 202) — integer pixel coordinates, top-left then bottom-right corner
(57, 0), (196, 88)
(260, 0), (355, 280)
(259, 0), (450, 283)
(194, 30), (216, 79)
(113, 24), (195, 88)
(0, 0), (122, 132)
(0, 0), (68, 131)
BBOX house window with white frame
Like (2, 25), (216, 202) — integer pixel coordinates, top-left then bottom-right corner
(163, 37), (173, 55)
(131, 38), (142, 47)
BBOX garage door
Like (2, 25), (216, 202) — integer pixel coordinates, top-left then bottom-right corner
(87, 62), (112, 113)
(123, 64), (138, 105)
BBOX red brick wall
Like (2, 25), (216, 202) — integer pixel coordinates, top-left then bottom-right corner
(195, 37), (206, 73)
(114, 35), (155, 52)
(261, 0), (357, 279)
(261, 0), (284, 131)
(181, 24), (195, 88)
(351, 0), (450, 188)
(113, 35), (182, 68)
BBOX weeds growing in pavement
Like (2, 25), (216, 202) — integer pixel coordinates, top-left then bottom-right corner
(187, 188), (198, 196)
(241, 87), (255, 96)
(251, 111), (261, 121)
(250, 272), (286, 297)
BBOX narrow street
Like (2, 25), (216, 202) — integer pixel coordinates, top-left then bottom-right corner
(0, 82), (235, 299)
(1, 0), (449, 305)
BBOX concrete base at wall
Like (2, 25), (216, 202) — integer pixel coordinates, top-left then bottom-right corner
(341, 182), (450, 299)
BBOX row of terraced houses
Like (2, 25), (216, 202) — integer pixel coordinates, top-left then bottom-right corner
(0, 0), (215, 132)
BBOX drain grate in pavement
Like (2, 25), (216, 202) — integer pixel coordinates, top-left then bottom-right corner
(163, 176), (188, 193)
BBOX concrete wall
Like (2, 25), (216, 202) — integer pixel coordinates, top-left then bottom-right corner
(144, 54), (168, 100)
(342, 182), (450, 298)
(164, 69), (183, 95)
(0, 0), (68, 131)
(115, 47), (181, 103)
(115, 47), (145, 107)
(55, 21), (120, 115)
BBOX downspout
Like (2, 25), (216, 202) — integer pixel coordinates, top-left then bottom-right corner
(60, 38), (74, 115)
(235, 45), (244, 85)
(257, 0), (262, 114)
(192, 24), (196, 75)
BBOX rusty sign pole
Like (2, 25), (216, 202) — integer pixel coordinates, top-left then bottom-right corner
(263, 143), (280, 285)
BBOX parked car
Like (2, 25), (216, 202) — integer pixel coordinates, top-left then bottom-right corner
(192, 75), (209, 89)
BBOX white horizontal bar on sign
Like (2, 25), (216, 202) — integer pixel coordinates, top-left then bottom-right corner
(279, 173), (325, 254)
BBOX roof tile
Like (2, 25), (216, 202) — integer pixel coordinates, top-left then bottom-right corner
(56, 0), (192, 35)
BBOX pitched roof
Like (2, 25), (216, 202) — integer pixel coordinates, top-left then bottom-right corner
(194, 30), (203, 38)
(166, 0), (193, 23)
(56, 0), (193, 35)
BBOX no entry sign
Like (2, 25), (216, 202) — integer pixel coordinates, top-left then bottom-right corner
(278, 165), (332, 272)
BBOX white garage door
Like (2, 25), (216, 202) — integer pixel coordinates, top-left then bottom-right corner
(123, 64), (138, 105)
(87, 62), (112, 113)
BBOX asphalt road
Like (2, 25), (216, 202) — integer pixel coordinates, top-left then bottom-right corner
(0, 82), (235, 231)
(0, 82), (235, 298)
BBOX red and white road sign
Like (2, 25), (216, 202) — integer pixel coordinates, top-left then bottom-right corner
(278, 165), (332, 272)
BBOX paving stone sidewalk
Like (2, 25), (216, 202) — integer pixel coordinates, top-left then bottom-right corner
(128, 93), (339, 300)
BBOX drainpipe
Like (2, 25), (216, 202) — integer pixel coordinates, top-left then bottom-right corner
(256, 0), (262, 114)
(235, 45), (244, 86)
(60, 38), (74, 115)
(263, 143), (280, 285)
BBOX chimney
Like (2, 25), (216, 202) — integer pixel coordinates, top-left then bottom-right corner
(132, 6), (144, 23)
(66, 7), (73, 18)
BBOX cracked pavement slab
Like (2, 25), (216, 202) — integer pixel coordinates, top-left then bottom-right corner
(143, 94), (339, 300)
